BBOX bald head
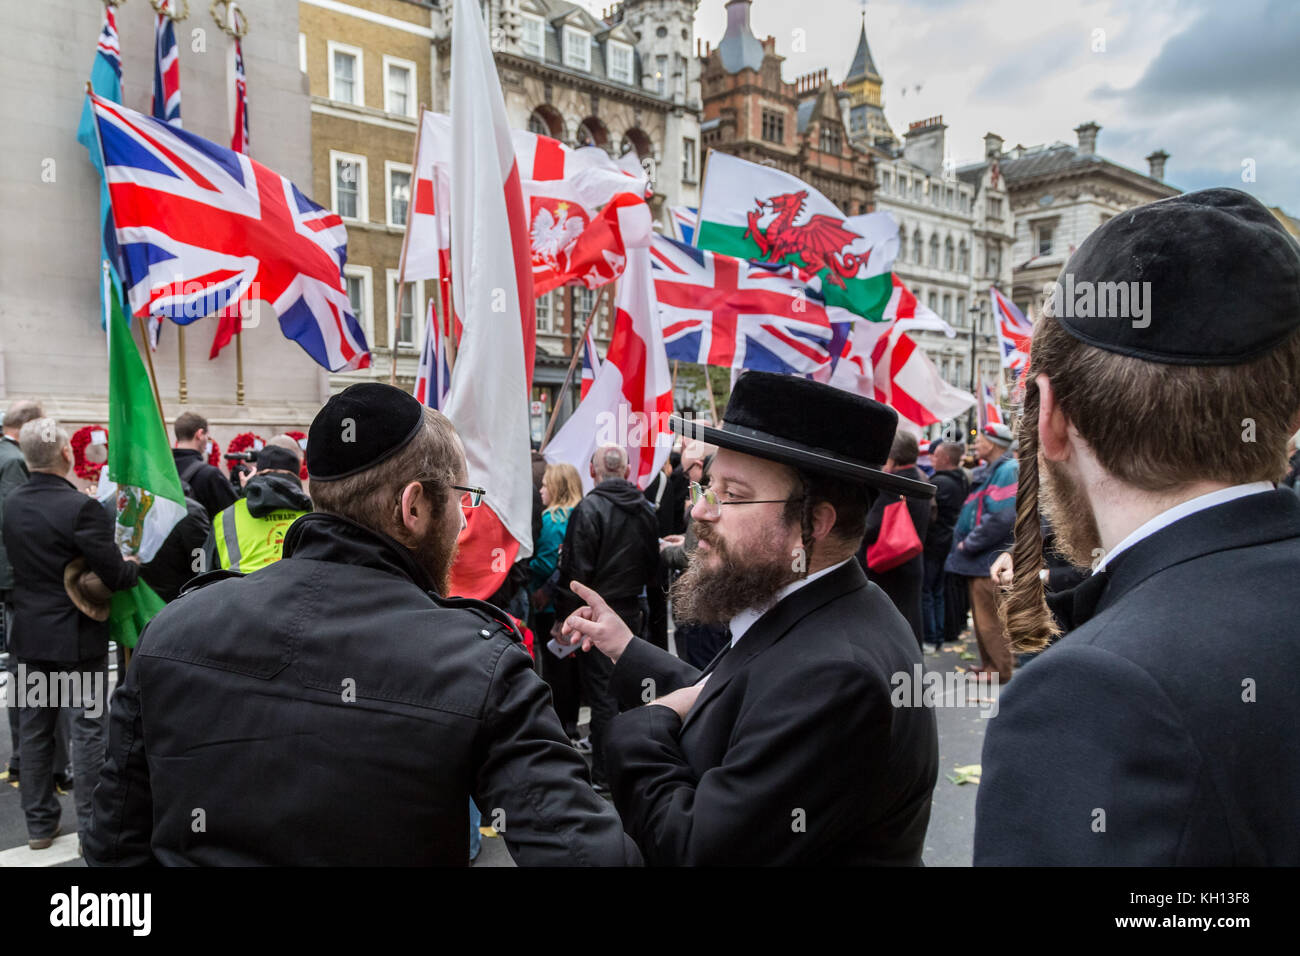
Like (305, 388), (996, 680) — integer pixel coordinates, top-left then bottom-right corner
(4, 400), (43, 438)
(591, 444), (629, 482)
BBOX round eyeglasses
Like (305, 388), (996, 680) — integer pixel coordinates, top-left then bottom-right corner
(688, 481), (800, 519)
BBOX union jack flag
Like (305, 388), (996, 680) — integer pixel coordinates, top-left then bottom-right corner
(151, 4), (182, 126)
(650, 235), (836, 375)
(667, 205), (697, 244)
(97, 6), (123, 79)
(231, 39), (249, 154)
(414, 300), (450, 409)
(579, 320), (601, 399)
(90, 93), (370, 372)
(990, 286), (1033, 372)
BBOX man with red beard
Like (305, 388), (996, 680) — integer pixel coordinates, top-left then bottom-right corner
(86, 384), (638, 866)
(559, 371), (939, 865)
(977, 188), (1300, 865)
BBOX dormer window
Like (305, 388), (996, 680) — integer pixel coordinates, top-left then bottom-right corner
(563, 26), (591, 71)
(607, 40), (632, 84)
(520, 14), (544, 59)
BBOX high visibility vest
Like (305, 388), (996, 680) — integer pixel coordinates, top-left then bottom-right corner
(213, 500), (309, 573)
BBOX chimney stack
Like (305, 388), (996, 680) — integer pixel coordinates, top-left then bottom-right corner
(1146, 149), (1169, 181)
(984, 132), (1003, 160)
(1074, 121), (1100, 155)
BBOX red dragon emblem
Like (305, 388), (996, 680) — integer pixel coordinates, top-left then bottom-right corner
(744, 190), (868, 289)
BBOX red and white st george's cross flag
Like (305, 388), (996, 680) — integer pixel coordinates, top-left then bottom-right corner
(544, 245), (674, 495)
(442, 0), (537, 600)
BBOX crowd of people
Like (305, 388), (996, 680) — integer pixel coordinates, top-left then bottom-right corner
(0, 187), (1297, 866)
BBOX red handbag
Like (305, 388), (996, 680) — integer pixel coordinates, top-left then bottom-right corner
(866, 500), (923, 572)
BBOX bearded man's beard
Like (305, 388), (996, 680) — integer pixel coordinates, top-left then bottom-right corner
(1040, 455), (1103, 568)
(414, 515), (459, 596)
(670, 521), (803, 626)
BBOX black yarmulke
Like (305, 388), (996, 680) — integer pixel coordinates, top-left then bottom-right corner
(306, 383), (424, 482)
(253, 445), (301, 475)
(1054, 188), (1300, 365)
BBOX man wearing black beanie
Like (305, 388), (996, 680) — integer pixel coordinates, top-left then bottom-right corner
(86, 383), (639, 866)
(977, 188), (1300, 865)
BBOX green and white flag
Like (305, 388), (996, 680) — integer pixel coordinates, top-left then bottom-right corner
(106, 288), (186, 647)
(695, 151), (899, 320)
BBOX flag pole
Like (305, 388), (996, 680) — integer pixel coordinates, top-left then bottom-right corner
(137, 315), (167, 427)
(177, 326), (188, 403)
(539, 281), (611, 452)
(392, 105), (428, 389)
(235, 326), (245, 405)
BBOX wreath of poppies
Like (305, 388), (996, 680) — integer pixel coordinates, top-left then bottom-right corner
(206, 437), (223, 468)
(71, 424), (109, 481)
(284, 430), (309, 480)
(226, 431), (265, 475)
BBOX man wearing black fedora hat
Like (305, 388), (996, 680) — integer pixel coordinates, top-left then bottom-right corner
(977, 188), (1300, 865)
(559, 371), (940, 865)
(87, 383), (638, 866)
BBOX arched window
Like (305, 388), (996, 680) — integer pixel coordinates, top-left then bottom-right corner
(527, 106), (564, 140)
(944, 237), (954, 271)
(576, 117), (609, 151)
(929, 234), (939, 267)
(958, 240), (969, 273)
(897, 229), (907, 263)
(912, 229), (923, 265)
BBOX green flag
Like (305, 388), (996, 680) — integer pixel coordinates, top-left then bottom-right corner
(107, 287), (186, 647)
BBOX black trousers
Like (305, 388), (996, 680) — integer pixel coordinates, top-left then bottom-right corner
(533, 610), (580, 739)
(580, 602), (643, 784)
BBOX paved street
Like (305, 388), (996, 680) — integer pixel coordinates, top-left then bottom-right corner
(2, 635), (995, 867)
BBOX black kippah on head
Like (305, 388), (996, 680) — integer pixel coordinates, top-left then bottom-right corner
(306, 383), (425, 482)
(254, 446), (301, 475)
(1051, 187), (1300, 365)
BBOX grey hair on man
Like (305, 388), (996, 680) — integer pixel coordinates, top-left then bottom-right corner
(591, 444), (629, 482)
(3, 400), (44, 437)
(18, 418), (70, 473)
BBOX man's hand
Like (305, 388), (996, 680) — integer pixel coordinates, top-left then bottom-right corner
(991, 551), (1013, 590)
(560, 580), (634, 663)
(650, 681), (704, 719)
(123, 554), (142, 565)
(239, 465), (258, 489)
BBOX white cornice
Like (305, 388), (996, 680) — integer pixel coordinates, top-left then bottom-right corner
(301, 0), (436, 38)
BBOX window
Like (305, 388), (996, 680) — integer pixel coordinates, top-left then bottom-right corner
(987, 242), (1001, 277)
(958, 240), (969, 273)
(387, 269), (421, 350)
(383, 57), (416, 118)
(607, 41), (633, 84)
(944, 238), (954, 271)
(343, 265), (373, 343)
(820, 124), (841, 154)
(682, 137), (696, 181)
(385, 162), (412, 227)
(897, 230), (906, 262)
(957, 296), (966, 327)
(655, 55), (667, 95)
(1036, 223), (1054, 256)
(911, 229), (923, 265)
(881, 171), (892, 193)
(330, 151), (367, 221)
(536, 290), (553, 333)
(928, 234), (939, 267)
(956, 359), (966, 386)
(520, 14), (544, 58)
(328, 42), (363, 106)
(299, 33), (306, 74)
(575, 285), (596, 319)
(928, 291), (938, 314)
(761, 109), (784, 144)
(564, 27), (591, 71)
(987, 197), (1003, 218)
(913, 178), (922, 201)
(528, 111), (551, 136)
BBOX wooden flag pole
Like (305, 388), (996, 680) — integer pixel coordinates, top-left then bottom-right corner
(177, 326), (188, 404)
(235, 327), (246, 405)
(539, 283), (611, 453)
(137, 318), (167, 427)
(391, 104), (428, 388)
(671, 359), (679, 394)
(705, 364), (719, 424)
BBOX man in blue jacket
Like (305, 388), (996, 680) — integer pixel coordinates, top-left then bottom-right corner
(945, 423), (1017, 681)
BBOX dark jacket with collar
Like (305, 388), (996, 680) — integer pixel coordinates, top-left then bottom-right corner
(924, 467), (969, 561)
(0, 434), (29, 591)
(555, 477), (658, 622)
(2, 471), (139, 662)
(603, 559), (938, 865)
(172, 447), (237, 520)
(975, 489), (1300, 865)
(85, 511), (639, 867)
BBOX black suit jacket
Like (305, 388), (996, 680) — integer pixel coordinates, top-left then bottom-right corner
(604, 559), (938, 865)
(2, 472), (139, 662)
(976, 489), (1300, 865)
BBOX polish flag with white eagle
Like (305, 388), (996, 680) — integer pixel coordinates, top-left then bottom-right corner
(442, 0), (536, 600)
(543, 245), (674, 495)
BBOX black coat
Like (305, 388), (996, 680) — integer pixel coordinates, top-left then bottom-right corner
(555, 478), (658, 622)
(975, 489), (1300, 865)
(172, 448), (237, 520)
(85, 511), (639, 866)
(924, 468), (968, 560)
(603, 558), (938, 865)
(2, 472), (139, 662)
(859, 465), (933, 643)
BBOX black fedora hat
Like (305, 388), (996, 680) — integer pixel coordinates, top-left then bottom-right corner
(670, 371), (934, 499)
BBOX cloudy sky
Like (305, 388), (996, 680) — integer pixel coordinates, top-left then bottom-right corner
(584, 0), (1300, 213)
